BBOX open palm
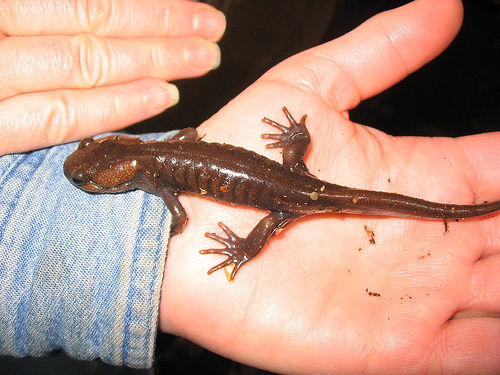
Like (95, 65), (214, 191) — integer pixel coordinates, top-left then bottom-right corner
(160, 1), (500, 373)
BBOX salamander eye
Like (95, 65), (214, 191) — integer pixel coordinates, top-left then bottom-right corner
(69, 170), (87, 186)
(78, 138), (94, 149)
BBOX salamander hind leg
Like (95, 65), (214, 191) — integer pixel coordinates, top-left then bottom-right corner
(261, 107), (311, 174)
(200, 211), (298, 280)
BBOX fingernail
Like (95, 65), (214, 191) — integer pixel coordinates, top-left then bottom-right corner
(194, 9), (226, 41)
(144, 82), (179, 110)
(185, 39), (221, 71)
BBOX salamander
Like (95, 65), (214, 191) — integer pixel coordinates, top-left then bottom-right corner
(63, 107), (500, 280)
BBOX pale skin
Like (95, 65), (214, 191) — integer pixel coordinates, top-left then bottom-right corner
(2, 0), (499, 374)
(161, 0), (500, 374)
(0, 0), (225, 154)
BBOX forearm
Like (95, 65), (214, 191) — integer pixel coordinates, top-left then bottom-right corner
(0, 134), (172, 367)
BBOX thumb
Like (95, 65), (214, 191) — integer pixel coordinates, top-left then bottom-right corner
(261, 0), (463, 112)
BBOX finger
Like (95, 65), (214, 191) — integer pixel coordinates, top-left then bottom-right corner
(0, 0), (226, 41)
(430, 317), (500, 373)
(262, 0), (463, 112)
(461, 253), (500, 315)
(0, 79), (179, 154)
(456, 132), (500, 201)
(455, 132), (500, 256)
(0, 35), (220, 100)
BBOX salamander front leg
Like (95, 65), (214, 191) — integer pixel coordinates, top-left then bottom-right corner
(262, 107), (311, 174)
(200, 211), (298, 280)
(159, 187), (187, 235)
(170, 127), (199, 141)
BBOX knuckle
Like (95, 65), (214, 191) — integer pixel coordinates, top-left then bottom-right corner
(71, 33), (109, 88)
(149, 40), (169, 74)
(77, 0), (113, 34)
(44, 92), (77, 144)
(0, 1), (15, 35)
(162, 1), (177, 34)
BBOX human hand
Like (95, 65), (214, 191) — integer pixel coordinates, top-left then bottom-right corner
(0, 0), (225, 154)
(160, 0), (499, 373)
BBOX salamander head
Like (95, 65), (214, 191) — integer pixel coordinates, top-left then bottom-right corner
(63, 135), (144, 193)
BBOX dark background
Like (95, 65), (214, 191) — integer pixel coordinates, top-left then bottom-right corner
(2, 0), (498, 374)
(129, 0), (500, 137)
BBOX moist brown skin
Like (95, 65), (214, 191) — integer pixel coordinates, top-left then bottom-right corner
(63, 107), (500, 280)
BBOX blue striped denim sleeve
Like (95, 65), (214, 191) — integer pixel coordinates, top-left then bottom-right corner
(0, 133), (172, 368)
